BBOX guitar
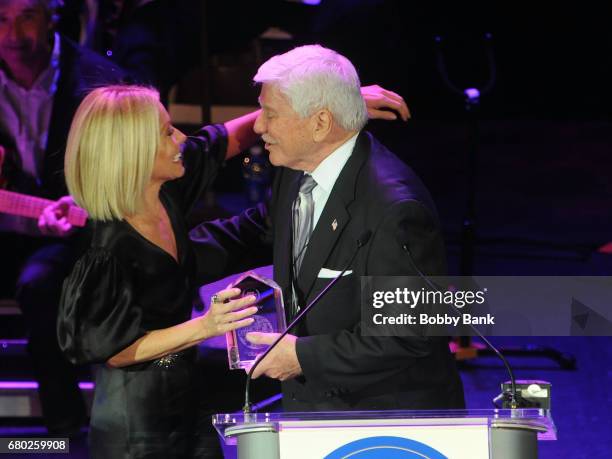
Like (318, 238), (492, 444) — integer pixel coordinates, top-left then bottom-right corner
(0, 189), (88, 228)
(0, 145), (87, 228)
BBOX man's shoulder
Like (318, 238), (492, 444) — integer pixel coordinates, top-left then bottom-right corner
(59, 36), (127, 86)
(357, 132), (437, 213)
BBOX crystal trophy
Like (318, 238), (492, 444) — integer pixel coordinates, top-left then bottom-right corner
(226, 271), (286, 370)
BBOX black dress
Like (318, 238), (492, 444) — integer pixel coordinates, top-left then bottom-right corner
(57, 125), (227, 459)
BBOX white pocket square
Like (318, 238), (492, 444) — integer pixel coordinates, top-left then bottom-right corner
(317, 268), (353, 279)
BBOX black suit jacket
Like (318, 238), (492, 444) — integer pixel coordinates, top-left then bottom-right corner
(191, 131), (465, 411)
(0, 35), (126, 199)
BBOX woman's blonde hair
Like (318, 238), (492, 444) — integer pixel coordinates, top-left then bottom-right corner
(65, 85), (161, 221)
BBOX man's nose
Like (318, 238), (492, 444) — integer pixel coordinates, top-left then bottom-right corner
(7, 21), (24, 42)
(253, 110), (265, 135)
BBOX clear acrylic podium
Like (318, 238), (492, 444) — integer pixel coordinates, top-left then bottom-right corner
(213, 409), (556, 459)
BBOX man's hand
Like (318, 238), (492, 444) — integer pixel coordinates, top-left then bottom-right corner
(361, 84), (411, 121)
(246, 332), (302, 381)
(38, 195), (78, 237)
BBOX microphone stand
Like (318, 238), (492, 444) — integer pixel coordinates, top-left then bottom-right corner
(434, 32), (496, 282)
(435, 32), (492, 350)
(434, 34), (575, 369)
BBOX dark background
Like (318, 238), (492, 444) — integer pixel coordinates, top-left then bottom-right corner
(201, 0), (612, 119)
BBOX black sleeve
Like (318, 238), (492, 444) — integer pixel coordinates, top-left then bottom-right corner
(171, 123), (228, 216)
(57, 248), (147, 365)
(188, 165), (289, 284)
(189, 200), (273, 285)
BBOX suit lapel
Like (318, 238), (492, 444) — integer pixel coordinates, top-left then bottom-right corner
(296, 132), (371, 301)
(296, 197), (349, 301)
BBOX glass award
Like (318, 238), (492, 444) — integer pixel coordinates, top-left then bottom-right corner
(226, 271), (286, 370)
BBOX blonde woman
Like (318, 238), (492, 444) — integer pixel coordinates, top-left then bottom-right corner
(57, 85), (262, 458)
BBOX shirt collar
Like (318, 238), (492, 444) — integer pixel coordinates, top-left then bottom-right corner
(308, 133), (359, 195)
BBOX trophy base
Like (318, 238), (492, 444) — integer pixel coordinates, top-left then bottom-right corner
(228, 345), (256, 370)
(229, 360), (256, 371)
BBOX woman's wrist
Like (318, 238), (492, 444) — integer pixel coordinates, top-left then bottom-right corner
(194, 314), (213, 342)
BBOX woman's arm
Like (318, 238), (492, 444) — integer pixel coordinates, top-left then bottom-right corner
(107, 287), (257, 368)
(224, 110), (261, 160)
(222, 85), (410, 160)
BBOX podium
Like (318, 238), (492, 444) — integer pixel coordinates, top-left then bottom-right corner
(213, 409), (556, 459)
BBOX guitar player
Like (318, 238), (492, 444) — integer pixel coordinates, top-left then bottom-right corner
(0, 0), (126, 437)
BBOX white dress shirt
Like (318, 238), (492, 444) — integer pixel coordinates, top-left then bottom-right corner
(0, 32), (61, 181)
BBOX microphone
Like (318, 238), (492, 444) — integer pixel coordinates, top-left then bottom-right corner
(399, 240), (530, 409)
(242, 230), (372, 416)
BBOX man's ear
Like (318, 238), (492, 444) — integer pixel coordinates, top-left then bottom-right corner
(311, 109), (333, 142)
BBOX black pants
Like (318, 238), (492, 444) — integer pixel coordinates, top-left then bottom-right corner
(1, 233), (87, 435)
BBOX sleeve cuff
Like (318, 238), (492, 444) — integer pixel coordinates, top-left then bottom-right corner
(193, 123), (229, 164)
(295, 335), (320, 382)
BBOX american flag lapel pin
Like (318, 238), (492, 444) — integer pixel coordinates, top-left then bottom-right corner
(331, 219), (338, 231)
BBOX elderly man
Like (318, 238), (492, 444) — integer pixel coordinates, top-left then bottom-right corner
(191, 45), (465, 411)
(0, 0), (125, 435)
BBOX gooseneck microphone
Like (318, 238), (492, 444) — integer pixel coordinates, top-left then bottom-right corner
(400, 241), (528, 409)
(242, 230), (372, 416)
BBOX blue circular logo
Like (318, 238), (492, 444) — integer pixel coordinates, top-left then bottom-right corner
(324, 436), (448, 459)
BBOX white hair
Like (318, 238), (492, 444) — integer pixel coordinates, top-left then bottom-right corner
(253, 44), (368, 132)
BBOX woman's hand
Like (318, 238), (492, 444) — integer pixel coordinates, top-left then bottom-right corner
(361, 84), (411, 121)
(199, 287), (258, 339)
(107, 288), (257, 367)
